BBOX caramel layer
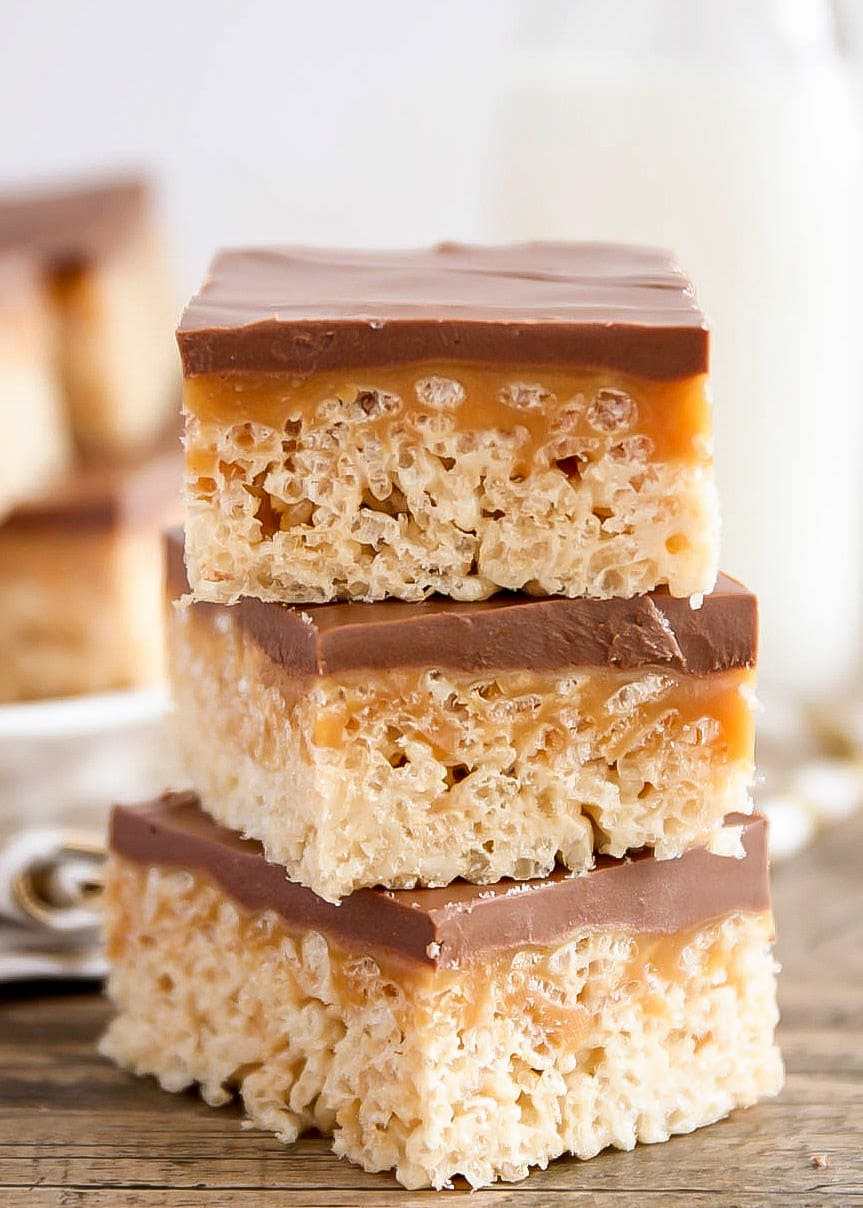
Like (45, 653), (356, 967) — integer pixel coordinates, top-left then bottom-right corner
(184, 364), (710, 476)
(302, 662), (755, 770)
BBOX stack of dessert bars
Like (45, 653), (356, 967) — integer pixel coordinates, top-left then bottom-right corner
(101, 244), (783, 1190)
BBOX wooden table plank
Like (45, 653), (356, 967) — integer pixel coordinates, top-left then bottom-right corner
(2, 812), (861, 1206)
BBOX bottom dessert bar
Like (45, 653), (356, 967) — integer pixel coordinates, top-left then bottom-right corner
(101, 794), (783, 1190)
(0, 435), (179, 701)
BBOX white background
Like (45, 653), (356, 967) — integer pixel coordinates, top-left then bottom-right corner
(2, 0), (521, 290)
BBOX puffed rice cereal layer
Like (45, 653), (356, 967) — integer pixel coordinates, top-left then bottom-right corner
(182, 363), (718, 603)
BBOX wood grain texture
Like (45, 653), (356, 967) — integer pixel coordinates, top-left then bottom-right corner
(2, 812), (861, 1207)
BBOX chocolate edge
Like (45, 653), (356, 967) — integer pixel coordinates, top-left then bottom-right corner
(177, 320), (709, 381)
(109, 794), (436, 964)
(165, 530), (756, 676)
(109, 794), (771, 969)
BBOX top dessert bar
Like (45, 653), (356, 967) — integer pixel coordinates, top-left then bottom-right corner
(178, 243), (718, 604)
(0, 175), (177, 456)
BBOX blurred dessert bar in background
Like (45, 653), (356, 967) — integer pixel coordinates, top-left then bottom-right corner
(0, 251), (70, 518)
(101, 793), (782, 1191)
(0, 436), (180, 702)
(0, 173), (180, 702)
(0, 175), (177, 456)
(166, 529), (757, 901)
(177, 244), (718, 605)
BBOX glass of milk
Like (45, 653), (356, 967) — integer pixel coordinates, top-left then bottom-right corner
(491, 0), (863, 700)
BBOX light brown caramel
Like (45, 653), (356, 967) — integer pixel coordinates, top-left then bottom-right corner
(323, 913), (766, 1009)
(184, 362), (711, 479)
(309, 665), (755, 770)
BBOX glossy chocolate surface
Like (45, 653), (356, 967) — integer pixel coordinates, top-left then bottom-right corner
(111, 793), (771, 968)
(177, 243), (708, 380)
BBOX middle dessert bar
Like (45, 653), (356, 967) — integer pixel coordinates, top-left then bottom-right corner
(166, 530), (757, 901)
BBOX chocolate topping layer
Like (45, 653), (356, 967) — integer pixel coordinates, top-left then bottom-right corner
(0, 176), (149, 271)
(110, 793), (771, 967)
(167, 530), (756, 675)
(177, 244), (708, 380)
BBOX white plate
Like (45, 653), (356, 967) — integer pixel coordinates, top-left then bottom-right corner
(0, 686), (167, 740)
(0, 685), (174, 842)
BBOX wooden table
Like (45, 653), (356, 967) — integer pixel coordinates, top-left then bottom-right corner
(2, 813), (861, 1208)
